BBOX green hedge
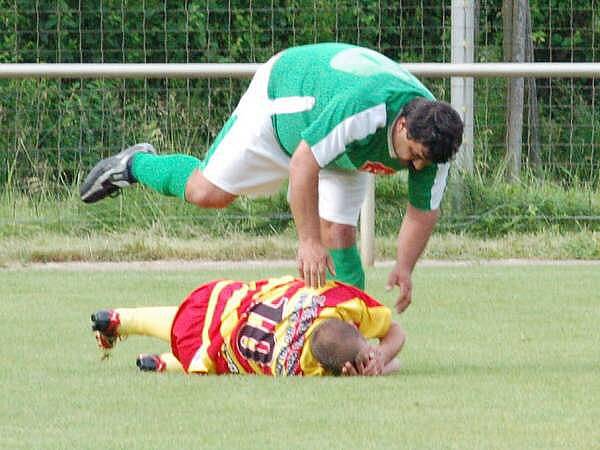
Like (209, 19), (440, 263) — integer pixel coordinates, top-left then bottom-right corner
(1, 0), (598, 192)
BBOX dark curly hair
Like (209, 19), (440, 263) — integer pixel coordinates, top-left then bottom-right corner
(400, 98), (464, 164)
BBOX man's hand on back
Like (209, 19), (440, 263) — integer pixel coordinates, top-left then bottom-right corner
(289, 141), (334, 289)
(297, 240), (335, 288)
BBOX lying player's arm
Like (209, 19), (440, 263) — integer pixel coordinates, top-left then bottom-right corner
(289, 140), (335, 288)
(343, 321), (406, 376)
(373, 321), (406, 373)
(381, 358), (401, 375)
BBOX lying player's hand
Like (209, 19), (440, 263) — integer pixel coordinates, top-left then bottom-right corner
(386, 267), (413, 313)
(353, 346), (384, 376)
(341, 350), (385, 376)
(297, 240), (335, 289)
(341, 361), (359, 376)
(361, 348), (385, 376)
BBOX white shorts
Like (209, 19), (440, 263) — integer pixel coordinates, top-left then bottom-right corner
(201, 55), (369, 226)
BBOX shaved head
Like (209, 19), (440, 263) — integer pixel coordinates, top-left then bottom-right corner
(310, 319), (366, 375)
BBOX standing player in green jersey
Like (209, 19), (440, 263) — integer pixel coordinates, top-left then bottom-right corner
(80, 43), (464, 313)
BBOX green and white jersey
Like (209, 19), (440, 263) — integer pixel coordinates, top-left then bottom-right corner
(267, 43), (450, 210)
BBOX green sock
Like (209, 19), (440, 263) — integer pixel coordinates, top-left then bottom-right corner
(131, 153), (201, 200)
(329, 245), (365, 289)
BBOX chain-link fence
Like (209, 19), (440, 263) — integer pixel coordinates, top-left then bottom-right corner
(0, 1), (598, 233)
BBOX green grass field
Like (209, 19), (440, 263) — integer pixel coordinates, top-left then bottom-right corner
(1, 264), (598, 449)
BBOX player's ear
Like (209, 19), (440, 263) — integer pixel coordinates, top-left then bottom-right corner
(397, 116), (407, 130)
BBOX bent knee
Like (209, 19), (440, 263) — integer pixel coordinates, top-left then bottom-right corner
(185, 171), (236, 208)
(186, 188), (235, 208)
(320, 221), (357, 247)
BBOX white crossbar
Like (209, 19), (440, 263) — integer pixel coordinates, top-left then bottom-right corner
(0, 62), (599, 79)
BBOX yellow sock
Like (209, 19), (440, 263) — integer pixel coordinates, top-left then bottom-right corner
(115, 307), (177, 342)
(159, 352), (185, 373)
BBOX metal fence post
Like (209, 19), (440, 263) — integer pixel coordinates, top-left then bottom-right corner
(360, 174), (376, 267)
(451, 0), (475, 173)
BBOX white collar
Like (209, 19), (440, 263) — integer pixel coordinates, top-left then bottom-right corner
(387, 110), (403, 159)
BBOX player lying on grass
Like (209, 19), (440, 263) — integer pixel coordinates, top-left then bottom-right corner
(80, 42), (464, 314)
(91, 275), (405, 376)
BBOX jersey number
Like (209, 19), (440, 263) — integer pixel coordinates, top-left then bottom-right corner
(237, 298), (286, 365)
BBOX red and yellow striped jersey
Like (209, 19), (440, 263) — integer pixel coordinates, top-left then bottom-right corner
(170, 275), (391, 376)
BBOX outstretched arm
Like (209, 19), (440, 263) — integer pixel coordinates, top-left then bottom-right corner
(366, 321), (406, 375)
(387, 204), (439, 313)
(377, 321), (406, 365)
(289, 141), (335, 288)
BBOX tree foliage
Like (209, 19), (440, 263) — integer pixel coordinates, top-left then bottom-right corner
(0, 0), (598, 191)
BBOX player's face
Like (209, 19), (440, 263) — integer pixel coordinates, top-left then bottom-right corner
(393, 117), (431, 171)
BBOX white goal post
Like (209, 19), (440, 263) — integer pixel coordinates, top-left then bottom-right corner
(1, 62), (599, 79)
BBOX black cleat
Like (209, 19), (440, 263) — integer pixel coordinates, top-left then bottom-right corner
(136, 354), (166, 372)
(91, 309), (121, 354)
(79, 143), (156, 203)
